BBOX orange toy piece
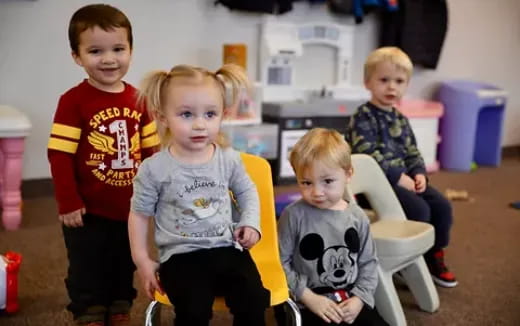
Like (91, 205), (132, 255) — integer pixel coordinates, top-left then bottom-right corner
(0, 252), (22, 313)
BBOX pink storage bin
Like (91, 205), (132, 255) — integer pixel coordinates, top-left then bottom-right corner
(396, 99), (444, 172)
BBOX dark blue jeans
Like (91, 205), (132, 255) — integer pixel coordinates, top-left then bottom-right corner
(393, 185), (453, 250)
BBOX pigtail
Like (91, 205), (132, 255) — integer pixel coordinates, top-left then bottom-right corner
(214, 64), (251, 109)
(213, 64), (250, 148)
(138, 70), (171, 147)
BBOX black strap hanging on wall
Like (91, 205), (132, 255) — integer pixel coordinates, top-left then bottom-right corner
(214, 0), (293, 14)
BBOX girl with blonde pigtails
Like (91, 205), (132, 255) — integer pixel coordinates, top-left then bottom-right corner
(128, 64), (269, 326)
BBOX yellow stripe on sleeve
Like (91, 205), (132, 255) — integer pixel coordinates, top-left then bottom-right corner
(48, 137), (79, 154)
(141, 133), (160, 148)
(51, 123), (82, 140)
(141, 121), (157, 137)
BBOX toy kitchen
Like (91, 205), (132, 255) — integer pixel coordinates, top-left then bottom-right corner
(257, 19), (369, 184)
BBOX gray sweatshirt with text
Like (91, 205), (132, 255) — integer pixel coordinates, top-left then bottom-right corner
(131, 146), (260, 263)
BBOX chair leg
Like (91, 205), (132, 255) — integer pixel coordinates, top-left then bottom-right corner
(374, 267), (407, 326)
(285, 298), (302, 326)
(144, 300), (161, 326)
(401, 257), (439, 313)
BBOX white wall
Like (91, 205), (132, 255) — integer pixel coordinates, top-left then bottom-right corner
(0, 0), (518, 179)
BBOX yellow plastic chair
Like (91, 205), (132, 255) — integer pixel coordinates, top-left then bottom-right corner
(144, 152), (301, 326)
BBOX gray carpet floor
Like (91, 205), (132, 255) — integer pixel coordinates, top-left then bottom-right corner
(0, 157), (519, 325)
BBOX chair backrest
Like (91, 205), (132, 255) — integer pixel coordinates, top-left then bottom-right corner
(346, 154), (407, 221)
(240, 152), (280, 261)
(238, 152), (289, 305)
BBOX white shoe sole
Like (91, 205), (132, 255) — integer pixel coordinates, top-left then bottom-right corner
(431, 275), (458, 288)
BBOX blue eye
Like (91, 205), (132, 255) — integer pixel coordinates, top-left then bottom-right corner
(180, 111), (192, 119)
(205, 111), (218, 119)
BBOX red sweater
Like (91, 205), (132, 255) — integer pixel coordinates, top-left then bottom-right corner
(48, 80), (160, 221)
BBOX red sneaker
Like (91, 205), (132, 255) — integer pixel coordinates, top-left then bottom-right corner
(426, 249), (458, 288)
(109, 313), (130, 326)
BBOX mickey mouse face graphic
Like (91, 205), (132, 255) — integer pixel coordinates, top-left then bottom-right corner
(299, 228), (360, 289)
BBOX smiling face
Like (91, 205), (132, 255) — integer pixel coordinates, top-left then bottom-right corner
(365, 61), (409, 110)
(160, 78), (224, 160)
(72, 26), (131, 92)
(297, 161), (352, 211)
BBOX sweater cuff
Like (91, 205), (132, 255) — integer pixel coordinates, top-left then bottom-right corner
(386, 167), (405, 186)
(57, 197), (85, 215)
(409, 166), (427, 178)
(350, 287), (374, 308)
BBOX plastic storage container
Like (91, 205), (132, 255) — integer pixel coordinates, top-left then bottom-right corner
(396, 99), (444, 172)
(436, 81), (507, 171)
(222, 123), (278, 159)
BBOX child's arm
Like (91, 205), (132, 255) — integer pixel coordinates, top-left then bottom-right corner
(348, 209), (378, 308)
(229, 152), (261, 247)
(128, 210), (161, 300)
(47, 95), (85, 221)
(129, 160), (162, 299)
(348, 107), (406, 185)
(401, 117), (427, 178)
(277, 209), (308, 299)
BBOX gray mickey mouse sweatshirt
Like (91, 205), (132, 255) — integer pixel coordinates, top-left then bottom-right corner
(278, 199), (378, 307)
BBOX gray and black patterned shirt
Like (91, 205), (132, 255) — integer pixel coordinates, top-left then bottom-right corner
(347, 102), (426, 185)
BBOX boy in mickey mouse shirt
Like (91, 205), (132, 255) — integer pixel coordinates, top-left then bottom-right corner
(278, 128), (388, 326)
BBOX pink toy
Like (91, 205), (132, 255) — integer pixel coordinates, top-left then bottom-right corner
(0, 252), (22, 314)
(0, 105), (31, 230)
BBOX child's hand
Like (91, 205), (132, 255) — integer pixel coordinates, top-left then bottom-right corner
(339, 296), (364, 324)
(233, 226), (260, 249)
(414, 174), (427, 193)
(59, 207), (86, 227)
(398, 173), (416, 192)
(136, 257), (163, 300)
(300, 288), (344, 324)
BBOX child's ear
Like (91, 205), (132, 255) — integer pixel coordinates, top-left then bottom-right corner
(155, 111), (167, 125)
(222, 107), (231, 119)
(345, 167), (354, 182)
(71, 51), (83, 67)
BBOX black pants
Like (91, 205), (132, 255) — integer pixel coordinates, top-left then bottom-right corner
(301, 304), (389, 326)
(62, 214), (136, 319)
(393, 185), (453, 250)
(159, 246), (270, 326)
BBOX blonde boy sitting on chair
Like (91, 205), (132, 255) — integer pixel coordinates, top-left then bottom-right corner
(278, 128), (388, 326)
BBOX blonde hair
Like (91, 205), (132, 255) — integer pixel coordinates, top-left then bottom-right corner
(138, 63), (250, 147)
(289, 128), (352, 179)
(364, 47), (413, 82)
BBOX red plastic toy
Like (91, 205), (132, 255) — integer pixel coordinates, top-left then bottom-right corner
(0, 251), (22, 313)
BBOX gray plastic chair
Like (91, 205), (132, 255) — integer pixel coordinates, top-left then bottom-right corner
(345, 154), (439, 326)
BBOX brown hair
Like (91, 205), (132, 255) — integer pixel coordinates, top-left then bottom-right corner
(68, 4), (133, 54)
(289, 128), (352, 179)
(364, 46), (413, 82)
(138, 64), (250, 148)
